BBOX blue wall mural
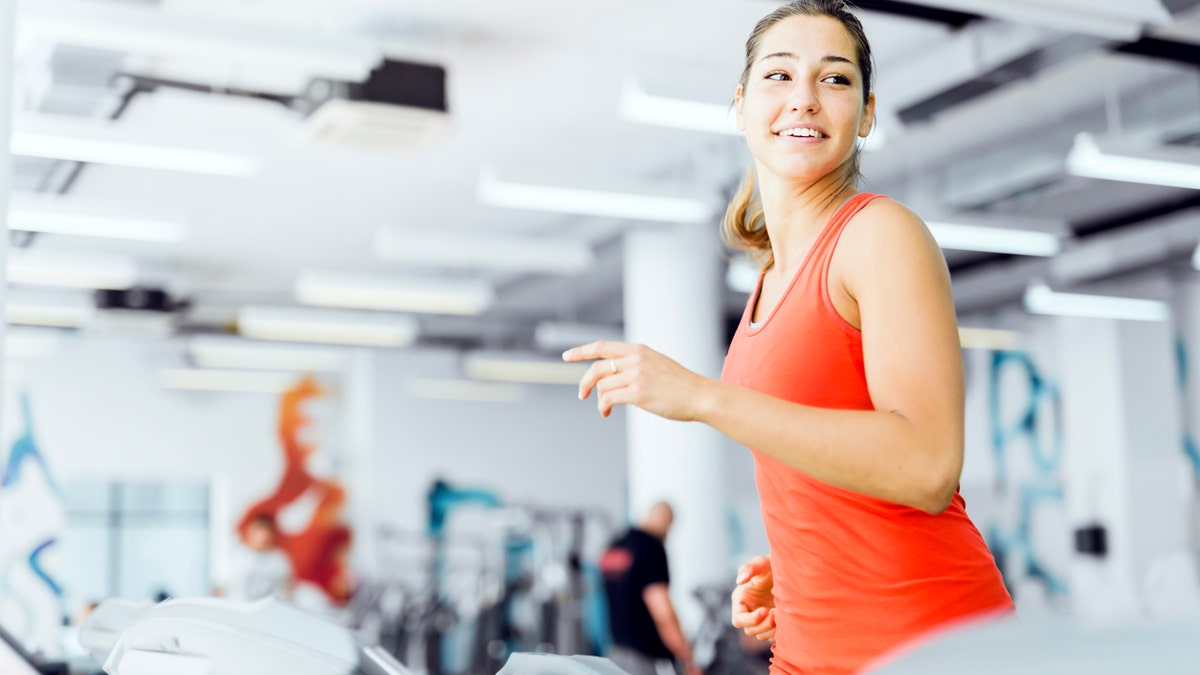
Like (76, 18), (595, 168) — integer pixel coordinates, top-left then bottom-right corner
(1174, 335), (1200, 483)
(986, 350), (1068, 597)
(0, 392), (66, 646)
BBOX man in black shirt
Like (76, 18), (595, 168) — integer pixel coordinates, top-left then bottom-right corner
(600, 502), (699, 675)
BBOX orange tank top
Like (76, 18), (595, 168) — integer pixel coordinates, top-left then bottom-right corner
(720, 193), (1013, 674)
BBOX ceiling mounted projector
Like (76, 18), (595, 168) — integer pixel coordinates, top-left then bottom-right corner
(295, 59), (452, 153)
(115, 57), (452, 154)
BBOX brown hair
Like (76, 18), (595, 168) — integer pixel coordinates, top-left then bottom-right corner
(720, 0), (875, 266)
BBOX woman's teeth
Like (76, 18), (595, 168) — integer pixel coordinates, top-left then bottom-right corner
(778, 128), (825, 138)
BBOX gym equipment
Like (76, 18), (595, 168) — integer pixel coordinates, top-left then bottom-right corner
(865, 615), (1200, 674)
(347, 480), (615, 675)
(496, 653), (629, 675)
(80, 596), (412, 675)
(690, 583), (770, 675)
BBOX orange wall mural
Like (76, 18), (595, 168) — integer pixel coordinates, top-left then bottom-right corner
(238, 376), (353, 604)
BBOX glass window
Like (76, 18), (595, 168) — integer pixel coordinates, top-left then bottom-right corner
(61, 481), (209, 611)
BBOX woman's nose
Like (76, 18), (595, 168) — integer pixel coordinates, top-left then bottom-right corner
(788, 82), (819, 113)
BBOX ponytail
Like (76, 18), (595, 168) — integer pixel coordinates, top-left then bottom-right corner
(720, 166), (772, 268)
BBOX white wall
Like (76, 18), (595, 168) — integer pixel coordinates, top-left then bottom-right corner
(960, 271), (1200, 621)
(364, 348), (628, 542)
(9, 338), (279, 491)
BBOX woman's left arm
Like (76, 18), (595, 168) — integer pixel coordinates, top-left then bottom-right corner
(565, 201), (964, 514)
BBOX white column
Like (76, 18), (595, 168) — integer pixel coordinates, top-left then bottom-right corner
(623, 224), (728, 631)
(1056, 310), (1191, 621)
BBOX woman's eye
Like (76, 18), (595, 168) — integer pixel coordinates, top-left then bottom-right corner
(823, 74), (851, 85)
(765, 72), (790, 81)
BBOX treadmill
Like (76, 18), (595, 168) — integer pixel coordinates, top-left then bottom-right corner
(80, 597), (411, 675)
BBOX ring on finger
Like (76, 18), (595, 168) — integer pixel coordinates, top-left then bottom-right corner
(609, 358), (618, 374)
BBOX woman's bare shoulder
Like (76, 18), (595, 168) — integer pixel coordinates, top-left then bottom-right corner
(840, 195), (939, 260)
(834, 195), (947, 301)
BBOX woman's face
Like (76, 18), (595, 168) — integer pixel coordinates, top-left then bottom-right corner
(735, 15), (875, 186)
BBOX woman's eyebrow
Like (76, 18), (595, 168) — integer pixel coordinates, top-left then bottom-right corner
(758, 52), (856, 67)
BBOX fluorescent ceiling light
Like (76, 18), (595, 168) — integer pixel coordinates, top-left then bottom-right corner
(6, 290), (95, 327)
(238, 306), (419, 347)
(725, 258), (760, 293)
(925, 221), (1061, 257)
(375, 228), (595, 275)
(1066, 132), (1200, 191)
(296, 271), (494, 316)
(12, 114), (262, 176)
(8, 250), (138, 290)
(8, 193), (188, 243)
(189, 336), (349, 372)
(464, 351), (590, 385)
(407, 378), (527, 403)
(1023, 282), (1169, 322)
(958, 327), (1020, 351)
(618, 77), (741, 136)
(478, 168), (714, 223)
(533, 321), (624, 352)
(160, 368), (301, 394)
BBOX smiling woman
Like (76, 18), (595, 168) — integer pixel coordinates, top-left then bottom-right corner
(563, 1), (1013, 673)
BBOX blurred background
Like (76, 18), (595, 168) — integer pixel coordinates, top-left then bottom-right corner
(1, 0), (1200, 673)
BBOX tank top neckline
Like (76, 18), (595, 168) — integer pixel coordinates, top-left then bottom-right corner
(744, 192), (875, 336)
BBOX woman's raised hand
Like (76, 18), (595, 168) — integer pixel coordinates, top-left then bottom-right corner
(562, 341), (709, 420)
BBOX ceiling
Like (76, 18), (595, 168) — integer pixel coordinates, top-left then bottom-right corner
(7, 0), (1200, 357)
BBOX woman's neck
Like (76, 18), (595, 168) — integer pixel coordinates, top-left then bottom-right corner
(758, 163), (858, 275)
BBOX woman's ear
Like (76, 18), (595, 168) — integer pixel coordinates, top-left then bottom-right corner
(859, 92), (876, 138)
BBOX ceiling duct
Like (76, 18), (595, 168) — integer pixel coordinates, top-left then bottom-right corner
(295, 59), (452, 153)
(112, 57), (452, 154)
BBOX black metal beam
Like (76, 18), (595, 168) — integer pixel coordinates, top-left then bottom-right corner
(850, 0), (981, 28)
(1114, 36), (1200, 68)
(1073, 191), (1200, 239)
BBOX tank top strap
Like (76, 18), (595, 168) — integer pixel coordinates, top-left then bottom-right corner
(808, 192), (886, 277)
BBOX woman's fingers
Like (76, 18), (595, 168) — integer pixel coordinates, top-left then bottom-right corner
(594, 372), (636, 417)
(577, 357), (613, 401)
(561, 340), (627, 363)
(565, 342), (700, 421)
(736, 555), (772, 584)
(566, 342), (635, 400)
(731, 606), (767, 629)
(745, 610), (777, 637)
(733, 607), (776, 640)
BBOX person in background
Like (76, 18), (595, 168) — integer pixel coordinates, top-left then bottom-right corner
(599, 502), (701, 675)
(224, 514), (294, 602)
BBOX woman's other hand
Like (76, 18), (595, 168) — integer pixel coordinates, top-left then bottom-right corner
(732, 555), (776, 643)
